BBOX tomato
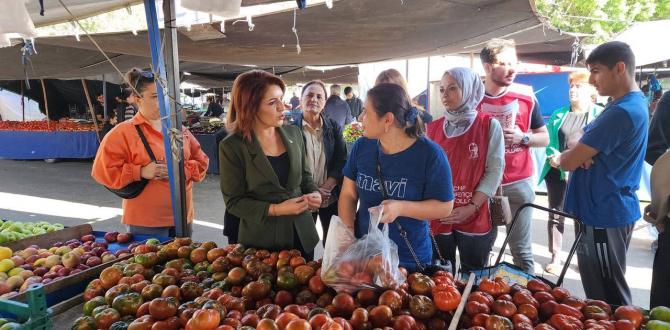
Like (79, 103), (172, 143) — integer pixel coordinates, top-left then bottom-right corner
(284, 305), (309, 320)
(94, 308), (122, 330)
(393, 315), (417, 330)
(378, 290), (403, 314)
(584, 305), (611, 321)
(562, 297), (586, 311)
(485, 315), (513, 330)
(285, 319), (311, 330)
(105, 284), (131, 305)
(241, 281), (270, 301)
(513, 314), (534, 325)
(493, 300), (517, 318)
(516, 322), (535, 330)
(514, 291), (540, 308)
(308, 275), (326, 295)
(466, 301), (491, 317)
(112, 292), (143, 317)
(587, 300), (613, 315)
(257, 319), (280, 330)
(349, 308), (368, 329)
(469, 327), (487, 330)
(469, 292), (495, 307)
(518, 304), (540, 322)
(479, 277), (511, 297)
(409, 295), (436, 320)
(550, 288), (570, 303)
(410, 274), (436, 296)
(257, 304), (282, 320)
(535, 292), (556, 304)
(614, 306), (644, 329)
(240, 314), (259, 328)
(497, 294), (513, 302)
(433, 285), (461, 312)
(535, 323), (558, 330)
(541, 301), (559, 319)
(333, 293), (356, 317)
(161, 285), (180, 300)
(331, 317), (352, 330)
(276, 312), (300, 330)
(549, 314), (583, 330)
(310, 314), (332, 330)
(472, 313), (491, 327)
(369, 305), (393, 328)
(321, 320), (345, 330)
(277, 272), (299, 291)
(553, 304), (584, 320)
(615, 320), (636, 330)
(527, 279), (551, 293)
(185, 309), (221, 330)
(180, 282), (204, 301)
(149, 298), (178, 321)
(356, 289), (377, 307)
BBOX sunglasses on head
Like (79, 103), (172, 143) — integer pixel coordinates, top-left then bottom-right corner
(133, 71), (155, 91)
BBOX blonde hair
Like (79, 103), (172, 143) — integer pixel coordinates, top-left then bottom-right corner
(569, 71), (590, 85)
(375, 69), (409, 93)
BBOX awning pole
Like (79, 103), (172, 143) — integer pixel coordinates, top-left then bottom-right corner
(82, 79), (102, 142)
(20, 81), (25, 122)
(103, 74), (108, 121)
(40, 79), (50, 130)
(144, 0), (188, 237)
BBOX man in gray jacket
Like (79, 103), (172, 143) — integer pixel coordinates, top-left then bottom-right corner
(323, 84), (353, 128)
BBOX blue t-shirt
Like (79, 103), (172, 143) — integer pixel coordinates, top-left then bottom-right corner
(564, 91), (649, 228)
(343, 137), (454, 270)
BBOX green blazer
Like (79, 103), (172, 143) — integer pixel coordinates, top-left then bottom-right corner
(219, 125), (319, 252)
(538, 104), (603, 184)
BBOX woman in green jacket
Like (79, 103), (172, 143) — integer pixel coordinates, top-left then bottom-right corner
(539, 71), (603, 272)
(219, 70), (322, 260)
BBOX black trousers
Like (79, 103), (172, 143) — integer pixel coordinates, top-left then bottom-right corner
(223, 210), (239, 244)
(651, 219), (670, 308)
(311, 202), (338, 246)
(545, 168), (567, 256)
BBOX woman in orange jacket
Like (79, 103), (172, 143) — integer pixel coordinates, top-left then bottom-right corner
(92, 69), (209, 237)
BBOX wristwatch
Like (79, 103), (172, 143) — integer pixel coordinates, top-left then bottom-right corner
(521, 133), (530, 145)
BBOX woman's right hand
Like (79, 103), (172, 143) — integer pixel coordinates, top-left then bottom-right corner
(140, 162), (168, 180)
(273, 196), (309, 216)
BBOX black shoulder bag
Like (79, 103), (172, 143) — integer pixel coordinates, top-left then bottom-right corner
(106, 125), (157, 199)
(375, 145), (452, 275)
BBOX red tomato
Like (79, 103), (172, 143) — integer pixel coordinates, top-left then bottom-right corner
(553, 304), (584, 320)
(527, 279), (551, 293)
(549, 314), (583, 330)
(185, 309), (221, 330)
(614, 307), (644, 329)
(433, 286), (461, 312)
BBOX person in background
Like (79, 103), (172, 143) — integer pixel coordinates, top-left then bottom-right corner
(323, 84), (353, 128)
(646, 148), (670, 308)
(100, 109), (118, 138)
(290, 80), (347, 245)
(557, 41), (648, 306)
(115, 88), (137, 123)
(338, 83), (454, 271)
(375, 69), (433, 124)
(92, 68), (209, 237)
(344, 86), (363, 120)
(477, 39), (549, 274)
(427, 68), (504, 273)
(647, 90), (670, 165)
(538, 71), (603, 273)
(204, 95), (224, 118)
(94, 93), (108, 123)
(290, 92), (300, 110)
(219, 70), (322, 260)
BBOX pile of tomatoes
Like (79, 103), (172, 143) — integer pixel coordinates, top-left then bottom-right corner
(462, 277), (646, 330)
(71, 239), (464, 330)
(0, 121), (95, 132)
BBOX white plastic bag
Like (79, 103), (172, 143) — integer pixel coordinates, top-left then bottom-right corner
(321, 215), (356, 273)
(179, 0), (241, 18)
(322, 206), (406, 293)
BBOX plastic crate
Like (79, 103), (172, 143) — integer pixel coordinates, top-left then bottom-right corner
(0, 284), (52, 329)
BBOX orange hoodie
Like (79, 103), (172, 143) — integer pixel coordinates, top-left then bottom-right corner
(91, 113), (208, 227)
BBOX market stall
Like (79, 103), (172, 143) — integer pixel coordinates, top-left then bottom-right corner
(188, 118), (227, 175)
(0, 121), (100, 160)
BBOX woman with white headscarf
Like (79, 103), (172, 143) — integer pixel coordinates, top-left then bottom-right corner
(427, 67), (505, 273)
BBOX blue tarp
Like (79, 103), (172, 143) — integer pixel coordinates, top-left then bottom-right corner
(0, 130), (99, 159)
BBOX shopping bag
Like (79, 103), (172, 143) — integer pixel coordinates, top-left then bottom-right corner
(321, 215), (356, 274)
(321, 206), (406, 293)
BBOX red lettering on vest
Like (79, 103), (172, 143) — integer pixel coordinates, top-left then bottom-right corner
(427, 114), (492, 235)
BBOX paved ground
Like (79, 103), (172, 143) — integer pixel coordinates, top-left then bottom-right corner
(0, 158), (656, 313)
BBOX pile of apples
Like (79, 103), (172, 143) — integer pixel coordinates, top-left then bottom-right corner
(0, 234), (133, 297)
(72, 239), (464, 330)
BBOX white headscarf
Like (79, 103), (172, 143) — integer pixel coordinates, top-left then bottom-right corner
(443, 67), (485, 137)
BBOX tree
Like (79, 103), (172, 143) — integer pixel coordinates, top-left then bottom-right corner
(535, 0), (670, 42)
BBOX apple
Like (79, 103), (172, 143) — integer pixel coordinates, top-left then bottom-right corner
(52, 241), (64, 248)
(80, 235), (95, 242)
(82, 245), (92, 252)
(37, 251), (51, 259)
(77, 264), (90, 270)
(62, 252), (81, 268)
(44, 271), (58, 279)
(19, 270), (33, 280)
(86, 257), (102, 267)
(102, 254), (117, 263)
(42, 278), (53, 284)
(22, 264), (33, 271)
(91, 247), (106, 257)
(0, 282), (11, 295)
(57, 267), (71, 277)
(67, 242), (79, 249)
(104, 232), (119, 243)
(10, 256), (24, 267)
(33, 267), (48, 277)
(115, 249), (130, 257)
(24, 255), (38, 265)
(92, 242), (108, 249)
(44, 255), (61, 268)
(56, 246), (72, 256)
(50, 264), (64, 273)
(117, 233), (132, 244)
(18, 247), (38, 259)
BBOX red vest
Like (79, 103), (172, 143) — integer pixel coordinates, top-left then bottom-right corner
(478, 83), (535, 185)
(427, 114), (492, 235)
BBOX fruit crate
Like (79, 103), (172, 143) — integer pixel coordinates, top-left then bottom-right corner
(0, 284), (52, 329)
(4, 224), (170, 308)
(459, 203), (584, 288)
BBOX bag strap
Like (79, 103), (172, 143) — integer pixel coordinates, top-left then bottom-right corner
(375, 144), (427, 272)
(135, 125), (157, 162)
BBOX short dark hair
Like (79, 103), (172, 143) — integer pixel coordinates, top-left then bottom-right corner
(367, 83), (424, 138)
(585, 41), (635, 76)
(480, 39), (516, 64)
(343, 86), (353, 95)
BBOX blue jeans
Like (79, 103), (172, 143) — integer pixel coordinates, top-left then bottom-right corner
(126, 223), (192, 238)
(502, 178), (536, 274)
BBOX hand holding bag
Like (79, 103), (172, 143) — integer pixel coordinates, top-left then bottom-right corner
(490, 186), (512, 226)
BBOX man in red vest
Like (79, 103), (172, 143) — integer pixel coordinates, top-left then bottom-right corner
(477, 39), (549, 274)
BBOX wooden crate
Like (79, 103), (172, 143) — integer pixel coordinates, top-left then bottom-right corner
(2, 224), (93, 251)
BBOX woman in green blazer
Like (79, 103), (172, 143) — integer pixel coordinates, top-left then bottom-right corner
(538, 71), (602, 273)
(219, 70), (322, 260)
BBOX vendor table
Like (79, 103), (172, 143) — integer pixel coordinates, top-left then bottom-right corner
(192, 127), (227, 175)
(0, 130), (99, 160)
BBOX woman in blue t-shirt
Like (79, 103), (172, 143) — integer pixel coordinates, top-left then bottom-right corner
(338, 83), (455, 271)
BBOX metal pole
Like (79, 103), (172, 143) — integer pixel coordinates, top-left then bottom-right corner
(20, 81), (25, 122)
(82, 79), (102, 142)
(102, 74), (108, 121)
(163, 0), (188, 236)
(40, 79), (50, 130)
(144, 0), (188, 237)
